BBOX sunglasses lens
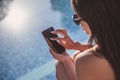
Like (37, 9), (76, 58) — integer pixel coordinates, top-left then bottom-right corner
(72, 15), (80, 25)
(73, 14), (78, 19)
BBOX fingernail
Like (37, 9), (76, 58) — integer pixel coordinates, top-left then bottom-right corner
(50, 38), (53, 40)
(51, 31), (54, 33)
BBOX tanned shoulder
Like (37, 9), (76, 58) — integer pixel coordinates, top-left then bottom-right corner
(74, 48), (115, 80)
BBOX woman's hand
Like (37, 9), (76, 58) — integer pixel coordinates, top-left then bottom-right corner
(49, 48), (72, 63)
(51, 29), (76, 50)
(50, 48), (76, 80)
(51, 28), (93, 51)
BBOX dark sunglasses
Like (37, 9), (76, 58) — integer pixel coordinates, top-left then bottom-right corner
(72, 14), (84, 25)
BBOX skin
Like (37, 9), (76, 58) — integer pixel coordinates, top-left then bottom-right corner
(50, 15), (115, 80)
(80, 20), (91, 35)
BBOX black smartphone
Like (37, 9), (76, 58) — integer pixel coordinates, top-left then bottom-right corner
(42, 27), (65, 54)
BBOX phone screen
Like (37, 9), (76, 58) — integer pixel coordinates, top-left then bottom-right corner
(42, 27), (65, 54)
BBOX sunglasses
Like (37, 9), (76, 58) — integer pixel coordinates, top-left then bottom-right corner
(72, 14), (84, 25)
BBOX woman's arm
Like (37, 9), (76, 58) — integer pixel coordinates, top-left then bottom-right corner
(62, 58), (76, 80)
(50, 49), (76, 80)
(73, 41), (93, 51)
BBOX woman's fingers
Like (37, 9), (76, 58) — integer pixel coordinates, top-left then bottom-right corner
(50, 37), (58, 41)
(49, 48), (63, 59)
(49, 47), (71, 62)
(49, 48), (59, 58)
(50, 37), (63, 42)
(51, 29), (67, 36)
(49, 48), (55, 56)
(51, 37), (66, 45)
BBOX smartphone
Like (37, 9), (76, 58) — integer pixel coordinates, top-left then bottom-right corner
(42, 27), (65, 54)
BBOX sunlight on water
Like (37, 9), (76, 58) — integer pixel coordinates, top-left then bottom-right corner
(0, 0), (88, 80)
(1, 0), (30, 34)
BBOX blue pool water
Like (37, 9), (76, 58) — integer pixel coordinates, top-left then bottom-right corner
(0, 0), (88, 80)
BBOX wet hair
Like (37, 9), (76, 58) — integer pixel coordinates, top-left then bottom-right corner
(72, 0), (120, 80)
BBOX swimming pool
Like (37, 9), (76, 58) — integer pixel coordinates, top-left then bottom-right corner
(0, 0), (88, 80)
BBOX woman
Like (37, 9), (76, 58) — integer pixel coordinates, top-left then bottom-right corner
(50, 0), (120, 80)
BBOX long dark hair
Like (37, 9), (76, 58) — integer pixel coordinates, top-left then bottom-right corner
(72, 0), (120, 80)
